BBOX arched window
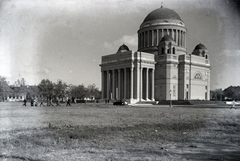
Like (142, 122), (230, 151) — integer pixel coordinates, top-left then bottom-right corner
(149, 30), (152, 46)
(173, 47), (175, 54)
(142, 32), (145, 47)
(167, 49), (170, 54)
(139, 33), (142, 48)
(158, 75), (164, 79)
(162, 48), (164, 54)
(145, 31), (148, 47)
(154, 30), (157, 46)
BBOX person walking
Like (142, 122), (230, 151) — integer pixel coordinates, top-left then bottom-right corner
(56, 97), (61, 106)
(34, 97), (38, 107)
(48, 98), (54, 106)
(31, 99), (34, 106)
(230, 99), (237, 109)
(23, 98), (27, 106)
(39, 96), (44, 107)
(66, 97), (71, 106)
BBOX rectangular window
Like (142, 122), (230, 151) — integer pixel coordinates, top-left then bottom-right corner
(160, 86), (162, 96)
(186, 84), (189, 88)
(173, 85), (176, 97)
(205, 86), (208, 90)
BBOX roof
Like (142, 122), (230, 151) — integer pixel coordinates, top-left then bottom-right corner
(143, 7), (182, 23)
(160, 35), (174, 42)
(194, 43), (207, 50)
(117, 44), (130, 52)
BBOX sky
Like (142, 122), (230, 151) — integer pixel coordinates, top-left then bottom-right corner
(0, 0), (239, 90)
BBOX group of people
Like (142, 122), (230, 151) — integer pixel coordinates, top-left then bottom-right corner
(23, 97), (71, 107)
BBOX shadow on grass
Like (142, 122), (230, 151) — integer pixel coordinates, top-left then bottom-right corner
(0, 154), (43, 161)
(177, 142), (240, 161)
(42, 120), (206, 144)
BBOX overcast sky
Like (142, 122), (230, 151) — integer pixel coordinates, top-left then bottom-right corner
(0, 0), (239, 90)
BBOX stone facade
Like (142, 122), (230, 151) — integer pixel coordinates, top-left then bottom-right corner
(100, 7), (211, 104)
(100, 48), (156, 104)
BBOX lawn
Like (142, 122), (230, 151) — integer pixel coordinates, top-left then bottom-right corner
(0, 102), (240, 160)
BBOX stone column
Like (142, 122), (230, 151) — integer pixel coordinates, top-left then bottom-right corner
(130, 67), (134, 99)
(140, 67), (143, 101)
(142, 32), (144, 48)
(101, 71), (104, 99)
(156, 29), (159, 46)
(179, 30), (182, 46)
(181, 31), (183, 47)
(181, 32), (184, 47)
(124, 68), (127, 99)
(182, 31), (184, 47)
(183, 32), (185, 48)
(106, 70), (110, 100)
(178, 31), (181, 46)
(146, 68), (149, 100)
(112, 69), (115, 100)
(184, 32), (186, 48)
(159, 29), (162, 41)
(147, 31), (149, 47)
(152, 30), (154, 46)
(152, 69), (155, 100)
(136, 66), (140, 100)
(176, 30), (178, 46)
(145, 31), (147, 47)
(139, 33), (141, 49)
(118, 69), (121, 100)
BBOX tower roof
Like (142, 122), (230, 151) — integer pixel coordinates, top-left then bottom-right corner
(194, 43), (207, 50)
(117, 44), (130, 52)
(160, 34), (174, 42)
(143, 7), (182, 23)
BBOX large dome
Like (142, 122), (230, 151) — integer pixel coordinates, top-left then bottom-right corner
(143, 7), (182, 23)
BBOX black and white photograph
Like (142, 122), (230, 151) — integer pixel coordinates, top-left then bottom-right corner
(0, 0), (240, 160)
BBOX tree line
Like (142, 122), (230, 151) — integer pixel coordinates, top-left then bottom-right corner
(0, 76), (101, 102)
(211, 86), (240, 101)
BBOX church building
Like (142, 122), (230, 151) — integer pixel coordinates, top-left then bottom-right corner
(100, 7), (211, 104)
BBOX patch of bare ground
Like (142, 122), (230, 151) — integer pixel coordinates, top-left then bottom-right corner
(0, 102), (240, 160)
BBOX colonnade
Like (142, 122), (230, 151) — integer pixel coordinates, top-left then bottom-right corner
(138, 29), (186, 48)
(101, 67), (155, 101)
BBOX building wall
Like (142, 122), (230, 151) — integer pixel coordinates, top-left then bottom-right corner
(138, 18), (187, 54)
(101, 8), (211, 103)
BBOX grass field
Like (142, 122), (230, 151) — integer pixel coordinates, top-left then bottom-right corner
(0, 102), (240, 161)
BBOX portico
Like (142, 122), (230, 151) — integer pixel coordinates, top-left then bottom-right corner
(100, 45), (155, 104)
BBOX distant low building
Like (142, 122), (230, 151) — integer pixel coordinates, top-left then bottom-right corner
(7, 86), (25, 102)
(7, 95), (25, 102)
